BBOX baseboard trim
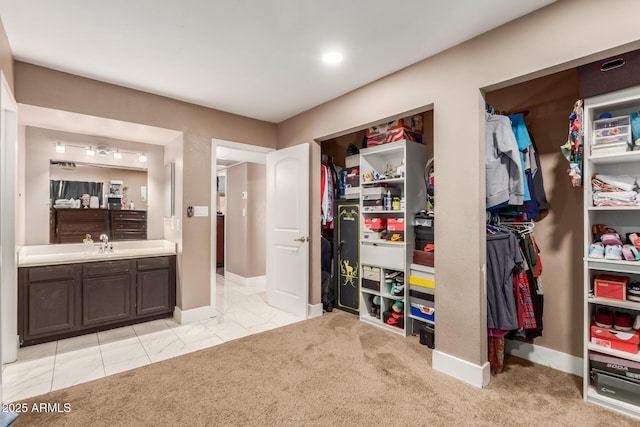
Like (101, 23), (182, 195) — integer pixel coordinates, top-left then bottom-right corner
(308, 303), (322, 318)
(225, 272), (266, 287)
(173, 305), (216, 325)
(505, 339), (583, 377)
(432, 350), (491, 388)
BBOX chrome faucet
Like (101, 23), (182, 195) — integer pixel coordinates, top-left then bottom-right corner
(98, 234), (113, 253)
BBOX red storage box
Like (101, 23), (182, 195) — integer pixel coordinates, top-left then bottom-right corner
(364, 217), (386, 231)
(591, 325), (640, 354)
(387, 218), (405, 232)
(366, 115), (423, 137)
(366, 128), (422, 146)
(594, 274), (628, 301)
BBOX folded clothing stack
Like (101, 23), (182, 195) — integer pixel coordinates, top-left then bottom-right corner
(592, 173), (640, 207)
(54, 198), (75, 208)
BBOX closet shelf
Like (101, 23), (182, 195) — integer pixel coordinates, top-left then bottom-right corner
(360, 287), (404, 301)
(360, 239), (406, 246)
(587, 343), (640, 363)
(361, 177), (405, 186)
(587, 296), (640, 311)
(586, 387), (640, 419)
(586, 258), (640, 274)
(361, 210), (405, 215)
(589, 150), (640, 165)
(408, 314), (435, 325)
(360, 316), (406, 336)
(587, 206), (640, 211)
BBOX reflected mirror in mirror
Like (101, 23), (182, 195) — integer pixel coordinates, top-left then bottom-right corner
(49, 160), (148, 244)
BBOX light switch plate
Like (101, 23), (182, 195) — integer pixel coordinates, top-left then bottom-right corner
(193, 206), (209, 217)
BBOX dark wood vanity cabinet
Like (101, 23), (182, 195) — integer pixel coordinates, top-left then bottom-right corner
(110, 210), (148, 241)
(136, 257), (175, 316)
(82, 260), (135, 327)
(50, 208), (148, 243)
(19, 255), (176, 346)
(18, 265), (82, 340)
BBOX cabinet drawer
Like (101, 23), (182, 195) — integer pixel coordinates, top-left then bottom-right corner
(112, 222), (147, 230)
(59, 222), (106, 233)
(111, 211), (147, 220)
(137, 256), (170, 270)
(83, 260), (131, 277)
(27, 265), (77, 282)
(360, 243), (404, 270)
(112, 231), (147, 241)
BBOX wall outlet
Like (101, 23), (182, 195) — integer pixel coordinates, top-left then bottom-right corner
(193, 206), (209, 217)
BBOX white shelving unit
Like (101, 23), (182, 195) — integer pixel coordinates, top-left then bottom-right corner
(583, 86), (640, 419)
(358, 139), (426, 336)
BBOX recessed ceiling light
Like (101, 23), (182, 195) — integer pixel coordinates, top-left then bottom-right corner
(322, 51), (343, 65)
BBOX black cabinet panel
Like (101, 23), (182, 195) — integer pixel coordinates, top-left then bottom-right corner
(334, 201), (360, 314)
(137, 269), (171, 316)
(27, 280), (76, 337)
(83, 274), (131, 326)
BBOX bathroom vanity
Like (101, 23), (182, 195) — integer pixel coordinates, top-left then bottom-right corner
(17, 240), (176, 346)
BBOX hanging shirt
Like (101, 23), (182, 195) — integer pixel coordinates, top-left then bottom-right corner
(509, 113), (532, 203)
(486, 113), (524, 208)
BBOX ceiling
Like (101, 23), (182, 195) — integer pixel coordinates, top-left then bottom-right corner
(0, 1), (555, 124)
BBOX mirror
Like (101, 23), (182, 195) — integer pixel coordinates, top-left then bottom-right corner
(50, 161), (148, 210)
(49, 161), (148, 244)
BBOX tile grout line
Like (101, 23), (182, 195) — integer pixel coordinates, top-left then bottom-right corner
(49, 340), (59, 394)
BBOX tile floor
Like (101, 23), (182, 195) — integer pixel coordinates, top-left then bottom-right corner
(1, 274), (304, 403)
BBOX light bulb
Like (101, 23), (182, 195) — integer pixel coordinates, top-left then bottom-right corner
(86, 147), (95, 156)
(113, 150), (122, 159)
(138, 154), (147, 162)
(55, 142), (65, 153)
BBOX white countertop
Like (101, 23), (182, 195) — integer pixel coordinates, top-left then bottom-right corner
(17, 240), (177, 267)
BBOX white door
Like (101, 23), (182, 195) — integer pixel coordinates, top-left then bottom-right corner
(266, 143), (309, 318)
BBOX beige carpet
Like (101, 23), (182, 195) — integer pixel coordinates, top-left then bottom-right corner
(11, 311), (639, 426)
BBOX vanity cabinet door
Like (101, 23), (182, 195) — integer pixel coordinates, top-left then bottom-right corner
(136, 256), (176, 317)
(82, 260), (135, 327)
(18, 265), (82, 342)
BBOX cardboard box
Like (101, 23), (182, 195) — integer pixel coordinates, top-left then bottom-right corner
(410, 303), (435, 322)
(364, 217), (386, 231)
(362, 230), (385, 241)
(594, 274), (629, 300)
(345, 155), (359, 168)
(366, 128), (423, 146)
(387, 218), (405, 231)
(591, 325), (640, 354)
(413, 250), (434, 267)
(590, 351), (640, 381)
(366, 115), (423, 136)
(593, 370), (640, 405)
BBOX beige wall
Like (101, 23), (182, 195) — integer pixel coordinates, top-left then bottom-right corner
(163, 135), (184, 306)
(247, 163), (266, 277)
(225, 162), (266, 278)
(14, 62), (278, 312)
(226, 163), (248, 277)
(25, 126), (164, 244)
(277, 0), (640, 368)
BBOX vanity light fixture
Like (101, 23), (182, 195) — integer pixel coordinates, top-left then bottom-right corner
(138, 153), (147, 163)
(55, 141), (66, 153)
(85, 147), (96, 156)
(113, 150), (122, 160)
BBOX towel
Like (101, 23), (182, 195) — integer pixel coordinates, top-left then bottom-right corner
(595, 174), (637, 192)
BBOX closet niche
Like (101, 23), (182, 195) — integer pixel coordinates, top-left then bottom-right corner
(484, 69), (582, 374)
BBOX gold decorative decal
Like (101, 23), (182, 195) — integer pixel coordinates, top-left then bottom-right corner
(339, 208), (359, 221)
(340, 260), (358, 288)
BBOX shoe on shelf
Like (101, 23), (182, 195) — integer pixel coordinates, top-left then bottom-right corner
(634, 313), (640, 331)
(594, 307), (613, 328)
(627, 283), (640, 302)
(629, 233), (640, 249)
(622, 244), (640, 261)
(589, 242), (605, 259)
(602, 233), (623, 246)
(604, 244), (623, 260)
(614, 312), (634, 332)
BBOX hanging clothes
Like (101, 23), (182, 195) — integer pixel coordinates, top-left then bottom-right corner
(321, 163), (334, 228)
(486, 231), (520, 331)
(560, 99), (584, 187)
(485, 112), (524, 208)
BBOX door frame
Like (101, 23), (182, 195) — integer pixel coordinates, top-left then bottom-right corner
(210, 138), (274, 313)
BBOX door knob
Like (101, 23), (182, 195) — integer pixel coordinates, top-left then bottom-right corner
(293, 236), (309, 242)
